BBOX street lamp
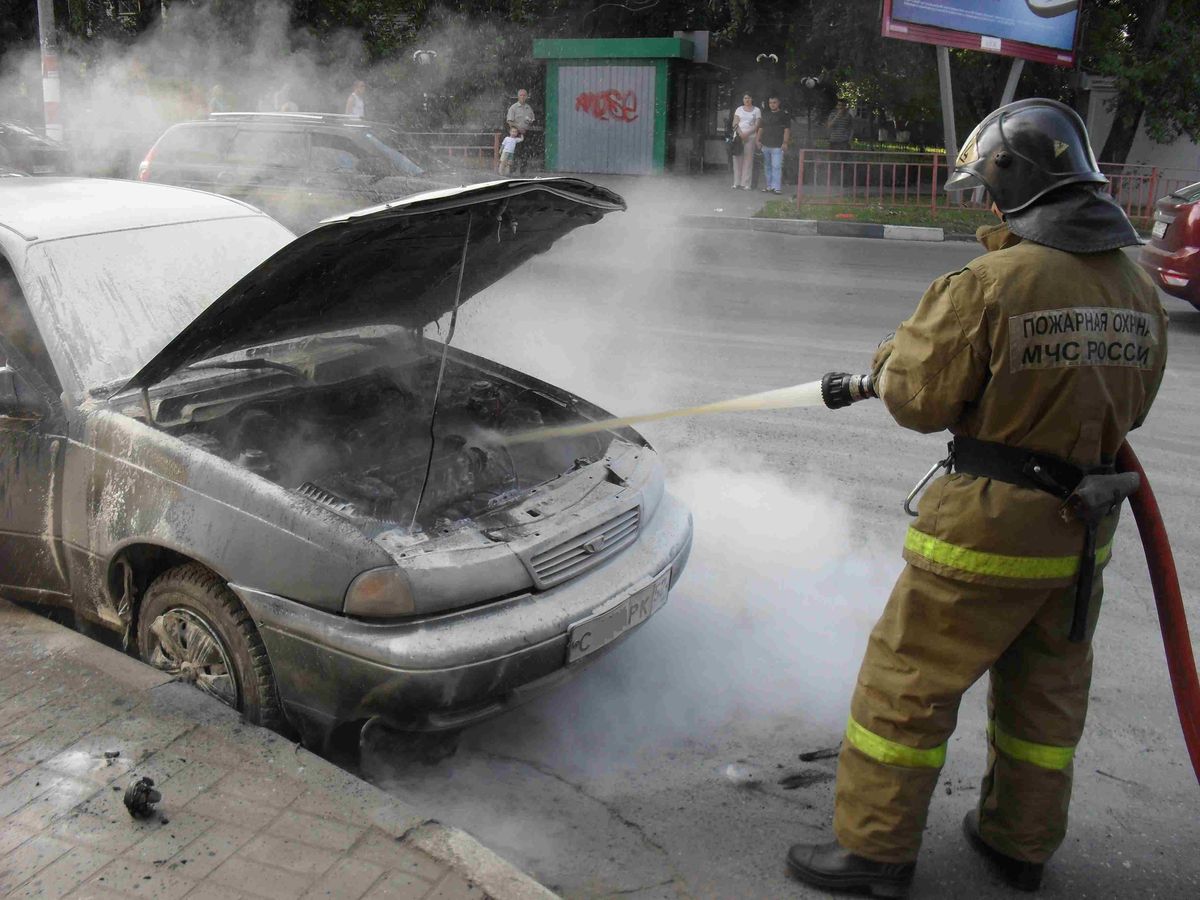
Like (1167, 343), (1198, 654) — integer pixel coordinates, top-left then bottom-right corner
(800, 76), (821, 147)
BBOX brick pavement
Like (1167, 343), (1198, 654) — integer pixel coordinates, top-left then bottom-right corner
(0, 600), (556, 900)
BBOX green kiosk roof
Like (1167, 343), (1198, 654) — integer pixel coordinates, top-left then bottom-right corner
(532, 37), (694, 60)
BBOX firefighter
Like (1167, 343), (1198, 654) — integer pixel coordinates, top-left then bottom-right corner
(788, 98), (1168, 896)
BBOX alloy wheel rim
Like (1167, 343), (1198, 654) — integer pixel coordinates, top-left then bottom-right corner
(147, 608), (238, 708)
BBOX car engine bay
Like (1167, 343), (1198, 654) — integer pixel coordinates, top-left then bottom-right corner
(163, 355), (619, 531)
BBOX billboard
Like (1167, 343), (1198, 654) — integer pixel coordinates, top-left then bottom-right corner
(882, 0), (1081, 67)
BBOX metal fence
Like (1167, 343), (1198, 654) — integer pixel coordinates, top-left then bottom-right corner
(399, 131), (501, 169)
(794, 149), (975, 213)
(795, 149), (1200, 221)
(1101, 164), (1198, 220)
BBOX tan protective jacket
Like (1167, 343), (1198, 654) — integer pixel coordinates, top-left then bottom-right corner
(873, 223), (1167, 587)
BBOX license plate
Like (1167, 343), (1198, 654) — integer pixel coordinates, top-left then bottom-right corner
(1152, 220), (1168, 239)
(567, 568), (670, 663)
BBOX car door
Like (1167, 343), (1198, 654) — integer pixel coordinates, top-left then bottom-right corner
(0, 261), (69, 603)
(156, 124), (236, 193)
(225, 127), (314, 229)
(308, 130), (381, 213)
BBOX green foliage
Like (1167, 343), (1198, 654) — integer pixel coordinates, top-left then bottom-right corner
(1084, 0), (1200, 152)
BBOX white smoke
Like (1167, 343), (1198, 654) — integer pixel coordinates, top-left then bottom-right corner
(2, 1), (538, 177)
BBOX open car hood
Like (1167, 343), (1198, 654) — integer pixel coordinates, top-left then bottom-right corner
(120, 178), (625, 393)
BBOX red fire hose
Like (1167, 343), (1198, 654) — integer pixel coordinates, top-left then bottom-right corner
(1117, 441), (1200, 785)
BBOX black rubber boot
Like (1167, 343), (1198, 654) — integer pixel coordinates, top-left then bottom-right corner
(786, 840), (914, 898)
(963, 811), (1044, 892)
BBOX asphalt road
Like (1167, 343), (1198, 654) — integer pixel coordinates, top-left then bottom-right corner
(357, 196), (1200, 899)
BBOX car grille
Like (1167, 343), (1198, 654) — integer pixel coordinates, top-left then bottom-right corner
(296, 482), (362, 520)
(529, 506), (641, 588)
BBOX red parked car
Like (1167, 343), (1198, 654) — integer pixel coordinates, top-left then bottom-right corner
(1139, 180), (1200, 309)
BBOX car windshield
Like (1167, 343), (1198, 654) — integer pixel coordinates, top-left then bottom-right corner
(361, 130), (425, 177)
(1169, 181), (1200, 203)
(24, 217), (292, 393)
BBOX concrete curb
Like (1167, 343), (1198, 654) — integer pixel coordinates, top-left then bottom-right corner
(0, 599), (557, 900)
(678, 214), (953, 243)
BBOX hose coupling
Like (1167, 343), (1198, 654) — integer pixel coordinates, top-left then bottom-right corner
(821, 372), (877, 409)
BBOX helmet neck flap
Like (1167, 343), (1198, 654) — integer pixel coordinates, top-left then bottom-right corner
(1005, 184), (1140, 253)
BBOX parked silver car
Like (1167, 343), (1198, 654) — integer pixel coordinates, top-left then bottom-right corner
(0, 177), (692, 748)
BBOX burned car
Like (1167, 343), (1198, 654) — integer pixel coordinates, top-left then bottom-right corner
(0, 177), (692, 747)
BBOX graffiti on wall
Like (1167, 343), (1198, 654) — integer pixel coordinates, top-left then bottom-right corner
(574, 89), (639, 123)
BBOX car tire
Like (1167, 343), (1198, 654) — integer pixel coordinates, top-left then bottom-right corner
(138, 562), (285, 731)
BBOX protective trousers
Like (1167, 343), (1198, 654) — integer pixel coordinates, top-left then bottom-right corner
(832, 563), (1100, 864)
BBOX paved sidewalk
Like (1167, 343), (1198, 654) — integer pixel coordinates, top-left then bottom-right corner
(0, 600), (556, 900)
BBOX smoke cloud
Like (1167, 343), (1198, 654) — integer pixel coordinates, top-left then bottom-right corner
(365, 445), (896, 776)
(2, 1), (540, 177)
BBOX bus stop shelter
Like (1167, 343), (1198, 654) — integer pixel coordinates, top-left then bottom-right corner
(532, 37), (720, 176)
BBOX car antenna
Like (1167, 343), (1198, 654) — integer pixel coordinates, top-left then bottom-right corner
(409, 208), (474, 531)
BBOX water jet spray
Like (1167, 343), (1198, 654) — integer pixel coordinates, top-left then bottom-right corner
(502, 372), (877, 445)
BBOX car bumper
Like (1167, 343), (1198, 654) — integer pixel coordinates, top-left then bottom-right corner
(232, 492), (692, 737)
(1139, 243), (1200, 306)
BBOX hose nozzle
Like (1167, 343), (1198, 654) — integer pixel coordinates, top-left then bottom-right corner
(821, 372), (877, 409)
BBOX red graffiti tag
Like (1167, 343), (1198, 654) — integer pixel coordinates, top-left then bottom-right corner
(574, 89), (639, 123)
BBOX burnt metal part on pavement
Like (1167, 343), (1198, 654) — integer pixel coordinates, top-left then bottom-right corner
(123, 776), (162, 819)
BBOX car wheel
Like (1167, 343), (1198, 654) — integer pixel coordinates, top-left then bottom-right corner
(138, 562), (284, 731)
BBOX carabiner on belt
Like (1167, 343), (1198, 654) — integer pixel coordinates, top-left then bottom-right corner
(904, 442), (955, 517)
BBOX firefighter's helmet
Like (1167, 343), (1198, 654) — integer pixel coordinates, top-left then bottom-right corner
(945, 98), (1107, 214)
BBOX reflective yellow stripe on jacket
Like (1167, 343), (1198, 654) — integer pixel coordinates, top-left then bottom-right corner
(904, 527), (1112, 581)
(845, 718), (946, 769)
(988, 721), (1075, 770)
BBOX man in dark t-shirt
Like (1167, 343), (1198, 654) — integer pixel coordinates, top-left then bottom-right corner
(756, 95), (791, 194)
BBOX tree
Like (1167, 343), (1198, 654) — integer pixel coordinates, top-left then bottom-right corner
(1086, 0), (1200, 164)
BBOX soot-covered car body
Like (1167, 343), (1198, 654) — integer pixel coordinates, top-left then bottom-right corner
(0, 177), (692, 747)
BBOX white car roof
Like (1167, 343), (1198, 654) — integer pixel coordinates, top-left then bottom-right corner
(0, 177), (265, 246)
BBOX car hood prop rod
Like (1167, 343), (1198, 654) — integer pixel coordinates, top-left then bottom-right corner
(409, 209), (473, 531)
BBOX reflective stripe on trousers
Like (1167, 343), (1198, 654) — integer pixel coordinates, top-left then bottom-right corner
(988, 720), (1075, 770)
(845, 717), (946, 769)
(905, 527), (1112, 580)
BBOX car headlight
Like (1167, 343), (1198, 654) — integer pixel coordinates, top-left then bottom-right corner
(344, 567), (416, 618)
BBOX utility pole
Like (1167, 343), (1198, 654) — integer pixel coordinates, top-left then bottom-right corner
(36, 0), (62, 141)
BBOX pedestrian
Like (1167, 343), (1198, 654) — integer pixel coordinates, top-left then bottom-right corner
(207, 84), (228, 114)
(826, 97), (853, 151)
(506, 89), (536, 174)
(756, 94), (790, 195)
(345, 80), (366, 119)
(787, 98), (1168, 897)
(729, 93), (760, 190)
(274, 83), (295, 112)
(497, 126), (523, 176)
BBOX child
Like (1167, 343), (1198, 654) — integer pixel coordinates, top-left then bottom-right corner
(498, 127), (523, 175)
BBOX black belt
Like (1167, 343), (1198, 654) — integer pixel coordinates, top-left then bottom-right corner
(948, 436), (1123, 644)
(950, 435), (1114, 497)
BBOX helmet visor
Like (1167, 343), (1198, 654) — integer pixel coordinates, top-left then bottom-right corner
(944, 168), (984, 193)
(955, 126), (981, 168)
(945, 123), (984, 193)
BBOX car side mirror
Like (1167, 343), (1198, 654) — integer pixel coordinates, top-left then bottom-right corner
(0, 365), (49, 422)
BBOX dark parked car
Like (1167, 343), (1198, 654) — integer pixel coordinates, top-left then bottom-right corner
(0, 122), (70, 175)
(1139, 180), (1200, 309)
(138, 112), (468, 233)
(0, 177), (692, 748)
